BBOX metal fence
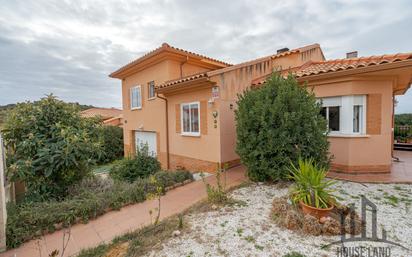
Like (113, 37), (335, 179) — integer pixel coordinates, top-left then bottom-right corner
(394, 125), (412, 143)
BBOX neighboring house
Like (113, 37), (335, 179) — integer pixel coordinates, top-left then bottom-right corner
(110, 43), (412, 174)
(81, 107), (123, 127)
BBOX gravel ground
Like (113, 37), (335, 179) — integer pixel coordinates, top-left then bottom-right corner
(145, 181), (412, 257)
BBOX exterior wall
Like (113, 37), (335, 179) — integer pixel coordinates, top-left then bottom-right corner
(121, 59), (215, 170)
(167, 87), (221, 172)
(310, 78), (394, 173)
(212, 51), (318, 164)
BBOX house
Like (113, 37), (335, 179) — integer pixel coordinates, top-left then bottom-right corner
(110, 43), (412, 174)
(81, 107), (123, 127)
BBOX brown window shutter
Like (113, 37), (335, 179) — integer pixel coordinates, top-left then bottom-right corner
(175, 104), (181, 133)
(367, 94), (382, 135)
(140, 85), (144, 107)
(200, 101), (208, 135)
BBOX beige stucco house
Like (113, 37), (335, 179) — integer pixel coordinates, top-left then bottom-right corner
(110, 43), (412, 174)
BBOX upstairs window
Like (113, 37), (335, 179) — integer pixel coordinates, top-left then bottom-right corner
(148, 81), (156, 99)
(130, 86), (142, 109)
(181, 102), (200, 136)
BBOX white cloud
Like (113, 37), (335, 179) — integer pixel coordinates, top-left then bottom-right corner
(0, 0), (411, 112)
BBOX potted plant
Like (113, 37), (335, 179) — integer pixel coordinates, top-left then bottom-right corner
(288, 158), (336, 219)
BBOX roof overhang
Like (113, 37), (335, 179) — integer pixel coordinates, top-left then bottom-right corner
(297, 60), (412, 95)
(109, 43), (230, 79)
(156, 75), (215, 95)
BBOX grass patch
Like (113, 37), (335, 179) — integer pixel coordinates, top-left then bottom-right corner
(92, 162), (116, 174)
(383, 194), (399, 206)
(78, 214), (188, 257)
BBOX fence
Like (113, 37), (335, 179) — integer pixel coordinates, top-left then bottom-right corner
(394, 125), (412, 143)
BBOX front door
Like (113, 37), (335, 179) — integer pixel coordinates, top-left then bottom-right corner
(135, 131), (157, 157)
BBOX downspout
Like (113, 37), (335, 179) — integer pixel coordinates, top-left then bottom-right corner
(392, 93), (400, 162)
(157, 93), (170, 169)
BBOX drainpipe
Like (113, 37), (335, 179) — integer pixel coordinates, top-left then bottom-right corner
(392, 93), (400, 162)
(157, 93), (170, 169)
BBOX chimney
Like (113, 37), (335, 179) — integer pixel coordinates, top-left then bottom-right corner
(346, 51), (358, 59)
(277, 47), (289, 54)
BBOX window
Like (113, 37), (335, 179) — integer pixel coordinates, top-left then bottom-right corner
(321, 106), (340, 132)
(130, 86), (142, 109)
(319, 95), (366, 135)
(181, 102), (200, 136)
(353, 105), (363, 133)
(148, 81), (155, 99)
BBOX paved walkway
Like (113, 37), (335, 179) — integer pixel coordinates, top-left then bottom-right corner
(327, 150), (412, 184)
(1, 166), (247, 257)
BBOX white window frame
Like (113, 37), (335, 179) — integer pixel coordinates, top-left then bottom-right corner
(180, 101), (201, 136)
(148, 81), (156, 100)
(130, 85), (142, 110)
(319, 95), (367, 136)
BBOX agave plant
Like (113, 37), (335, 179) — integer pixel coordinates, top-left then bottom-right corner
(288, 158), (336, 209)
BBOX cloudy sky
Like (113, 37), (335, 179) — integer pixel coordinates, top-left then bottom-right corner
(1, 0), (412, 112)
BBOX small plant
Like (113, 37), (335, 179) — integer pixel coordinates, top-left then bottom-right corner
(109, 144), (161, 183)
(147, 175), (164, 225)
(178, 214), (184, 229)
(282, 252), (307, 257)
(288, 158), (336, 209)
(201, 163), (229, 205)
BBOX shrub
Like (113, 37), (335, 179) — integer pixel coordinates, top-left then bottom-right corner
(2, 95), (102, 198)
(6, 170), (193, 249)
(235, 73), (330, 181)
(288, 159), (336, 209)
(109, 145), (161, 182)
(95, 125), (124, 164)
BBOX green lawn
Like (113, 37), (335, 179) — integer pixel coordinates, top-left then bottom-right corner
(92, 162), (116, 174)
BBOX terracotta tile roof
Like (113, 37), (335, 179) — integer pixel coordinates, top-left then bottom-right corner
(208, 43), (322, 77)
(81, 107), (122, 120)
(110, 43), (231, 78)
(157, 72), (208, 90)
(295, 53), (412, 78)
(252, 52), (412, 86)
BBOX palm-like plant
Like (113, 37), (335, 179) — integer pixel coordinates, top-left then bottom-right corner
(288, 158), (336, 209)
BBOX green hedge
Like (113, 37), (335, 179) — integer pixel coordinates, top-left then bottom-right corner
(6, 170), (193, 249)
(109, 146), (161, 182)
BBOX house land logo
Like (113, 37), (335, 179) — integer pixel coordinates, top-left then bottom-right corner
(327, 196), (409, 257)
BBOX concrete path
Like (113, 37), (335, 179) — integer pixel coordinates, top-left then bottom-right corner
(1, 166), (247, 257)
(328, 150), (412, 184)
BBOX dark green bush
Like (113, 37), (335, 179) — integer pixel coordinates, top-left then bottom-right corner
(96, 125), (124, 164)
(235, 73), (330, 181)
(109, 146), (161, 182)
(6, 170), (193, 249)
(2, 95), (102, 198)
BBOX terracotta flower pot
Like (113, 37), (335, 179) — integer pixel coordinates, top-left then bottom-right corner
(299, 201), (334, 219)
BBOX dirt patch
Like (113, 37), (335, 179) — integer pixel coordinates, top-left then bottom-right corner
(105, 242), (129, 257)
(271, 196), (364, 236)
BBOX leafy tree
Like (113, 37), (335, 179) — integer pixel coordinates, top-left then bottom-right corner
(95, 125), (124, 164)
(2, 95), (102, 199)
(235, 73), (330, 181)
(394, 113), (412, 126)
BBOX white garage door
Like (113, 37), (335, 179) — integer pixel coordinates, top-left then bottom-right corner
(135, 131), (157, 157)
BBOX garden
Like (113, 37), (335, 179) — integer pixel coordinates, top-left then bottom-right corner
(1, 95), (193, 250)
(4, 76), (412, 257)
(75, 74), (411, 257)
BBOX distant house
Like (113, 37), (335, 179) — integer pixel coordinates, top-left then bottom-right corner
(110, 42), (412, 175)
(81, 107), (123, 127)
